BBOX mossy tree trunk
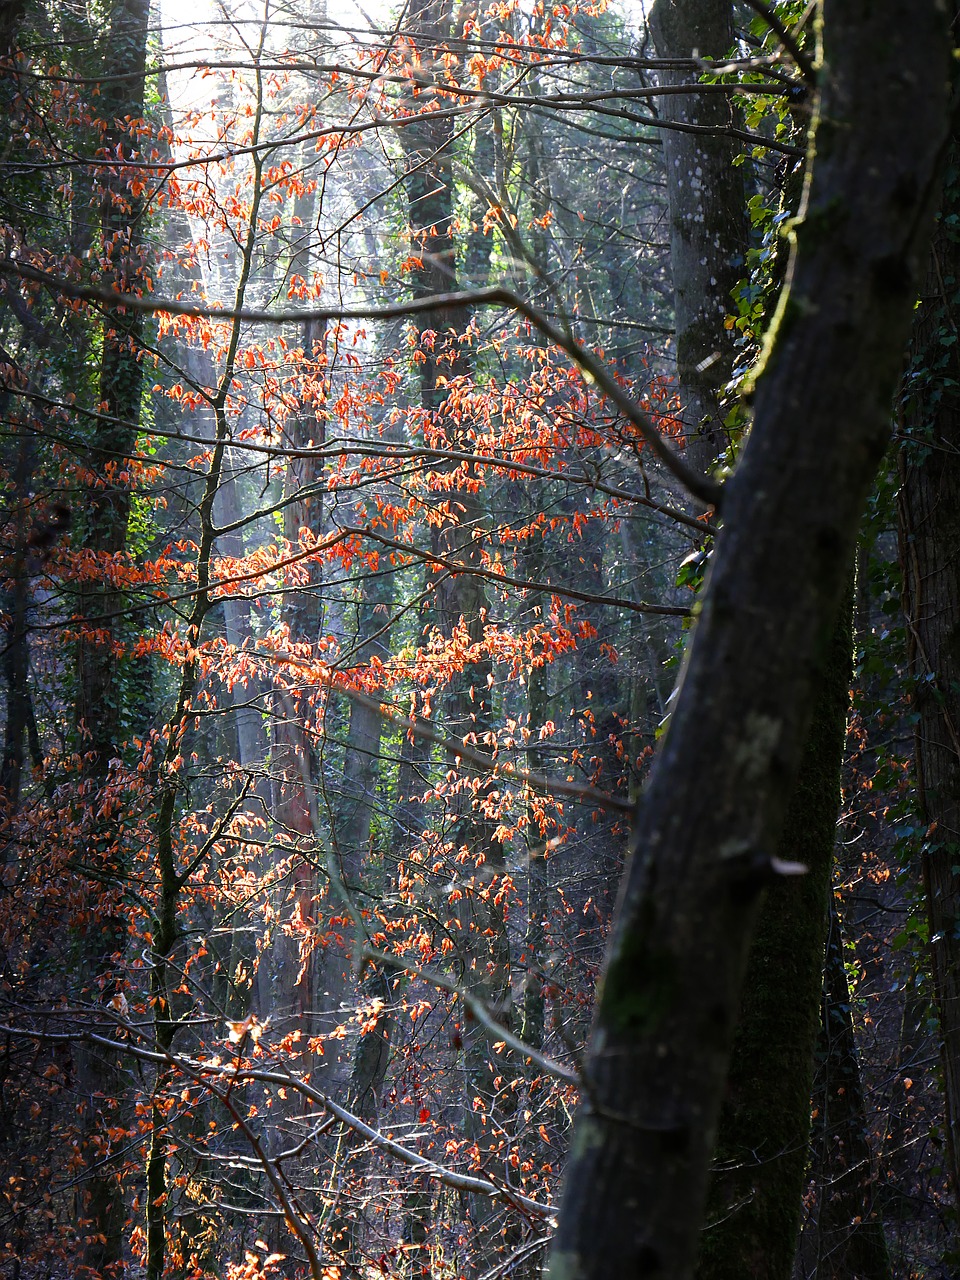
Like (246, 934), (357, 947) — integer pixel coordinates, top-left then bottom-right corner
(75, 0), (149, 774)
(651, 7), (845, 1272)
(549, 4), (950, 1277)
(696, 591), (852, 1279)
(73, 0), (150, 1271)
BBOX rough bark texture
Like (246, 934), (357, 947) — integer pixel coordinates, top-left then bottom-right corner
(695, 83), (831, 1280)
(899, 118), (960, 1226)
(549, 5), (950, 1278)
(696, 592), (852, 1280)
(648, 0), (748, 475)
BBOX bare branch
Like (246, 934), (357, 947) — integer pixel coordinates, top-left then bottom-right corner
(258, 648), (635, 815)
(362, 946), (581, 1087)
(343, 524), (691, 618)
(741, 0), (817, 87)
(0, 1023), (558, 1220)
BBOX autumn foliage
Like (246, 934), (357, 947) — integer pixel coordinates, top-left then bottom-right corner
(0, 0), (700, 1275)
(2, 0), (952, 1276)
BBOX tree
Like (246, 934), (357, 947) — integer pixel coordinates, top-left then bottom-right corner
(549, 3), (951, 1277)
(648, 0), (748, 477)
(673, 10), (867, 1272)
(1, 0), (955, 1276)
(899, 91), (960, 1244)
(698, 594), (856, 1280)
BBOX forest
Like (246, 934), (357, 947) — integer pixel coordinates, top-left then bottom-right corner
(0, 0), (957, 1276)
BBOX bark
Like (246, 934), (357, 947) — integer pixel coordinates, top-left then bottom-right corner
(549, 5), (950, 1278)
(391, 721), (436, 1269)
(335, 578), (392, 896)
(75, 0), (149, 772)
(281, 316), (327, 648)
(266, 318), (327, 1049)
(648, 0), (748, 476)
(331, 565), (394, 906)
(318, 565), (395, 1097)
(390, 676), (433, 862)
(807, 897), (891, 1280)
(691, 43), (830, 1275)
(899, 123), (960, 1227)
(72, 1), (150, 1271)
(381, 585), (436, 1265)
(697, 592), (851, 1280)
(574, 525), (628, 907)
(648, 10), (837, 1269)
(0, 0), (26, 55)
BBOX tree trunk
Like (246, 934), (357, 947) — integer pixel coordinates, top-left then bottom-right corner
(806, 895), (892, 1280)
(319, 563), (396, 1102)
(650, 10), (842, 1273)
(648, 0), (748, 476)
(267, 318), (327, 1054)
(898, 123), (960, 1230)
(73, 1), (150, 1271)
(0, 428), (38, 811)
(696, 591), (852, 1280)
(400, 5), (516, 1263)
(549, 5), (949, 1277)
(75, 0), (149, 772)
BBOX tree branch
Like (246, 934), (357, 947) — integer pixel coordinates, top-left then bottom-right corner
(0, 260), (721, 507)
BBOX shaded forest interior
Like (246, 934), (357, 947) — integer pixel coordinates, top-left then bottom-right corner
(0, 0), (959, 1278)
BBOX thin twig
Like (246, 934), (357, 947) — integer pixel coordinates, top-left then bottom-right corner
(345, 524), (690, 617)
(0, 261), (722, 507)
(741, 0), (817, 86)
(172, 1052), (326, 1280)
(0, 1023), (557, 1220)
(258, 647), (635, 815)
(363, 946), (581, 1087)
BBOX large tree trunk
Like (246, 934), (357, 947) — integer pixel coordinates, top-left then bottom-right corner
(0, 428), (39, 811)
(549, 5), (949, 1278)
(696, 592), (852, 1280)
(75, 0), (149, 772)
(898, 119), (960, 1227)
(651, 10), (841, 1273)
